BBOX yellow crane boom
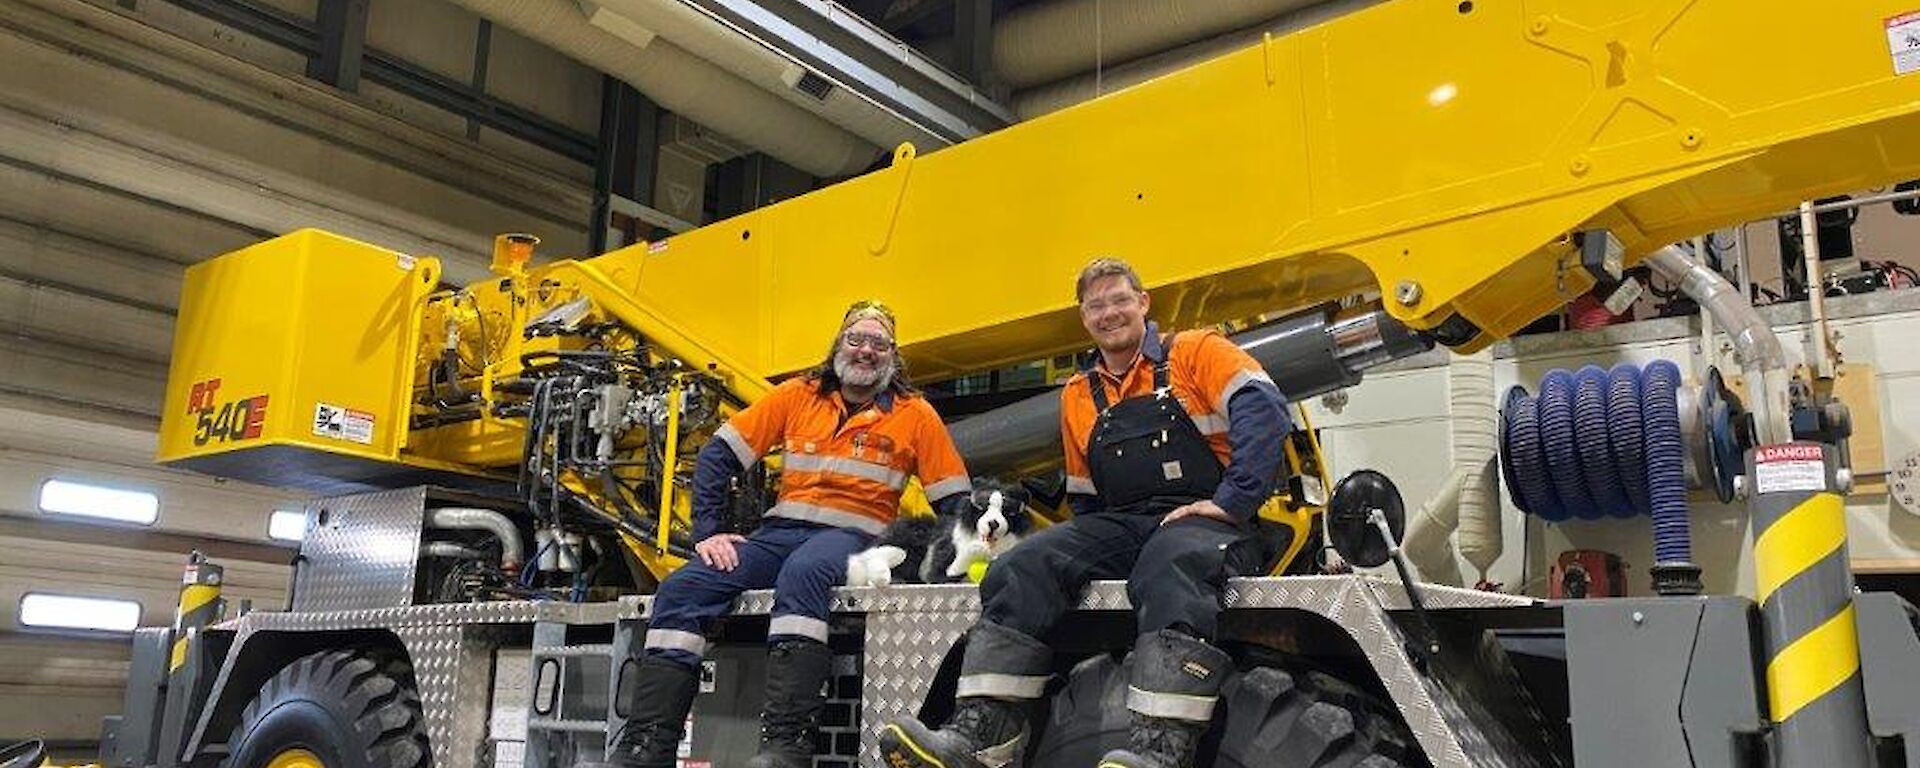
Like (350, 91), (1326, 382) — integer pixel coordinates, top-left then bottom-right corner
(156, 0), (1920, 578)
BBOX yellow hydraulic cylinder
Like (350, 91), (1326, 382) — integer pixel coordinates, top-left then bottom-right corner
(657, 378), (682, 555)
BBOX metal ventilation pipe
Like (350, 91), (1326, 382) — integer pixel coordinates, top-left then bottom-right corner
(1645, 245), (1792, 444)
(427, 507), (527, 570)
(423, 542), (489, 560)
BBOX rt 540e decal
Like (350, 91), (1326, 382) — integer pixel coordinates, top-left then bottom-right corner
(185, 378), (268, 446)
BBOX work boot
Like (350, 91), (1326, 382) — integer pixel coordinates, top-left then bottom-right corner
(1097, 629), (1231, 768)
(1093, 712), (1206, 768)
(879, 697), (1027, 768)
(601, 656), (700, 768)
(744, 638), (835, 768)
(878, 621), (1048, 767)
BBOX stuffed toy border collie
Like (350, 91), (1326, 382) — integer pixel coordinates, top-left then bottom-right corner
(847, 479), (1034, 586)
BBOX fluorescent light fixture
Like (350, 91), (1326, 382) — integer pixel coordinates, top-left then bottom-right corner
(39, 479), (160, 525)
(269, 509), (309, 542)
(19, 593), (142, 632)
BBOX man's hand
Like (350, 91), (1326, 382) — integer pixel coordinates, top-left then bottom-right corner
(1162, 500), (1233, 526)
(695, 533), (747, 571)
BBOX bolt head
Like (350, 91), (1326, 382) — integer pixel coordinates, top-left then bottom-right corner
(1395, 280), (1423, 306)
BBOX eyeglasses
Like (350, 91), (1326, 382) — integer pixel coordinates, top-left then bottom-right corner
(1079, 291), (1142, 315)
(843, 330), (895, 352)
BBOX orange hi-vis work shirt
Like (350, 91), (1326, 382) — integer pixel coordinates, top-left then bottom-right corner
(713, 377), (972, 536)
(1059, 325), (1274, 499)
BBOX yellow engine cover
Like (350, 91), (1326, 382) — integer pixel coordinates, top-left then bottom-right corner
(156, 230), (447, 491)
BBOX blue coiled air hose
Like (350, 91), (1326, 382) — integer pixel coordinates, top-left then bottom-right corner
(1501, 360), (1698, 587)
(1607, 364), (1651, 518)
(1573, 365), (1634, 519)
(1536, 370), (1599, 520)
(1641, 360), (1692, 567)
(1504, 388), (1566, 522)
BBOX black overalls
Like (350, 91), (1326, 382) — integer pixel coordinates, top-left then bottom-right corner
(972, 341), (1268, 652)
(902, 334), (1283, 760)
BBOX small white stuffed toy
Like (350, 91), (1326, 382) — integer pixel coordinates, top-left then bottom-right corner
(846, 545), (909, 587)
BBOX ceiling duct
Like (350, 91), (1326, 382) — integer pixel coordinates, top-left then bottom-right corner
(444, 0), (878, 177)
(582, 0), (943, 150)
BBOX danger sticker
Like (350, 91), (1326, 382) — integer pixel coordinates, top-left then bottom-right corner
(1756, 444), (1824, 463)
(1756, 460), (1826, 494)
(312, 402), (375, 445)
(1890, 11), (1920, 75)
(1755, 444), (1827, 494)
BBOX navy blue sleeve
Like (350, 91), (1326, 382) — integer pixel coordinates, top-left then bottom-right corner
(691, 439), (745, 542)
(1067, 493), (1104, 517)
(1212, 381), (1292, 522)
(932, 492), (972, 520)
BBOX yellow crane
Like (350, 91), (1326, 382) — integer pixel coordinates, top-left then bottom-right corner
(155, 0), (1920, 581)
(106, 2), (1920, 766)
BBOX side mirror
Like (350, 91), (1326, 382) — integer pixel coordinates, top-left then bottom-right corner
(1327, 469), (1405, 568)
(0, 741), (45, 768)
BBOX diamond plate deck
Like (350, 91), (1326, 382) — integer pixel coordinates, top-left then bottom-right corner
(205, 576), (1536, 767)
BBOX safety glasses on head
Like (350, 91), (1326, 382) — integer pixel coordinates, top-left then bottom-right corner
(843, 299), (897, 329)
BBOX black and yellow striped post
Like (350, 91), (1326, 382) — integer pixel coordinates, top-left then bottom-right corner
(155, 551), (227, 767)
(169, 551), (224, 673)
(1749, 442), (1869, 765)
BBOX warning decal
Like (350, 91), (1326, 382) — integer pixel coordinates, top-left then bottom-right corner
(1755, 444), (1827, 495)
(1891, 11), (1920, 75)
(312, 402), (375, 445)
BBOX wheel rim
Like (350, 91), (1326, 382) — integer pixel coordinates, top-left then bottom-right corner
(265, 748), (325, 768)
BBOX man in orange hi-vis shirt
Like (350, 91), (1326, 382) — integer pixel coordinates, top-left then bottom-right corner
(605, 301), (972, 768)
(882, 258), (1291, 768)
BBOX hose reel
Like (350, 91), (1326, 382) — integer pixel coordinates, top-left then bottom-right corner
(1499, 361), (1750, 594)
